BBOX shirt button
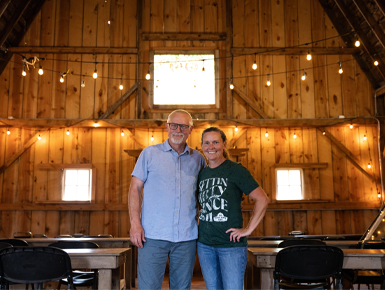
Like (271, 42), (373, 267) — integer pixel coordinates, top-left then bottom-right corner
(177, 197), (179, 199)
(175, 211), (178, 213)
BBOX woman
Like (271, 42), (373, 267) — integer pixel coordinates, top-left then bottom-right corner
(197, 127), (269, 290)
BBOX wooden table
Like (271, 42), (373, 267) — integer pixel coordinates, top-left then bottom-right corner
(4, 237), (135, 289)
(247, 239), (359, 249)
(65, 248), (130, 290)
(246, 247), (385, 289)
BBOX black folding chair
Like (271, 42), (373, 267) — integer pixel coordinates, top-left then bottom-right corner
(49, 241), (99, 290)
(0, 239), (29, 246)
(13, 232), (33, 238)
(0, 246), (74, 290)
(277, 239), (326, 248)
(273, 245), (344, 289)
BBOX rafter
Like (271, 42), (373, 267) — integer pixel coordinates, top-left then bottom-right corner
(374, 0), (385, 17)
(141, 33), (226, 41)
(0, 0), (32, 47)
(7, 46), (138, 54)
(0, 0), (11, 18)
(352, 0), (385, 50)
(332, 0), (385, 83)
(231, 47), (360, 55)
(233, 85), (269, 119)
(317, 0), (380, 88)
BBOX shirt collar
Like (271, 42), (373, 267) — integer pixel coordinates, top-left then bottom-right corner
(163, 139), (191, 155)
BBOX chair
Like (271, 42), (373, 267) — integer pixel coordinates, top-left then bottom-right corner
(56, 235), (72, 238)
(33, 234), (47, 238)
(0, 239), (29, 246)
(82, 234), (114, 238)
(72, 233), (84, 238)
(273, 245), (344, 289)
(0, 246), (74, 290)
(0, 242), (12, 250)
(289, 230), (306, 236)
(49, 241), (99, 289)
(277, 239), (326, 248)
(13, 231), (33, 238)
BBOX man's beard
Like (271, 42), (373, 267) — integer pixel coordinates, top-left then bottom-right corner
(170, 133), (185, 144)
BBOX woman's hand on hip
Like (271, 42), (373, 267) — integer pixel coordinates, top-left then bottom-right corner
(226, 228), (250, 242)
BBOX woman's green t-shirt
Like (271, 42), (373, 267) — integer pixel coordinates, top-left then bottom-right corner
(197, 159), (259, 248)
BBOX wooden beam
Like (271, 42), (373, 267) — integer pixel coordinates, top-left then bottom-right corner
(0, 0), (32, 47)
(317, 0), (380, 89)
(226, 0), (232, 119)
(0, 0), (46, 75)
(352, 0), (385, 50)
(233, 85), (270, 119)
(0, 0), (11, 18)
(243, 201), (381, 211)
(227, 127), (248, 148)
(0, 200), (378, 211)
(147, 108), (222, 113)
(141, 33), (226, 41)
(333, 0), (385, 83)
(7, 46), (138, 54)
(122, 128), (147, 149)
(374, 0), (385, 17)
(319, 128), (376, 182)
(0, 117), (380, 129)
(0, 130), (48, 175)
(272, 163), (328, 169)
(98, 82), (138, 119)
(231, 47), (360, 55)
(137, 0), (143, 119)
(37, 163), (94, 170)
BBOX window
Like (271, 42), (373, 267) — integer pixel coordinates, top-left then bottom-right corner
(63, 169), (92, 201)
(149, 51), (219, 109)
(276, 169), (304, 200)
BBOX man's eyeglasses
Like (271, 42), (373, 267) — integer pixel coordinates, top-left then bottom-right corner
(168, 123), (190, 131)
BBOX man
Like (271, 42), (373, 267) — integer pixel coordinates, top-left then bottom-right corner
(129, 109), (206, 290)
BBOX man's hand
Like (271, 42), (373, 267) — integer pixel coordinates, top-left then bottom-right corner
(130, 222), (146, 248)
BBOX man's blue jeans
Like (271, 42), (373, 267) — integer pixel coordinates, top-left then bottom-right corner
(197, 242), (248, 290)
(138, 238), (196, 290)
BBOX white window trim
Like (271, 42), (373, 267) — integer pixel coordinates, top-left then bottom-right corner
(275, 168), (304, 201)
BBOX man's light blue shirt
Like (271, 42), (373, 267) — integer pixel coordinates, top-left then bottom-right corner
(132, 139), (206, 242)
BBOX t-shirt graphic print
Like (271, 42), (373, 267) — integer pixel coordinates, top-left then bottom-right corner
(197, 159), (259, 248)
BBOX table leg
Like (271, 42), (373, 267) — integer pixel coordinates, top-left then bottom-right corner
(261, 269), (274, 290)
(125, 249), (132, 289)
(131, 245), (137, 288)
(99, 268), (121, 290)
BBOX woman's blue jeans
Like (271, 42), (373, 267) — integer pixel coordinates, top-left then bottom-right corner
(197, 242), (248, 290)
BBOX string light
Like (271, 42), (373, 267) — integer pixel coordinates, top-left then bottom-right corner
(229, 78), (234, 90)
(306, 50), (312, 61)
(121, 130), (125, 137)
(81, 76), (85, 88)
(66, 130), (70, 135)
(350, 123), (353, 129)
(265, 130), (268, 137)
(301, 69), (306, 81)
(93, 63), (98, 79)
(38, 65), (43, 75)
(119, 79), (123, 90)
(293, 129), (297, 139)
(234, 126), (238, 132)
(323, 130), (326, 135)
(37, 134), (41, 140)
(355, 38), (360, 47)
(7, 128), (10, 135)
(146, 63), (151, 80)
(202, 60), (205, 72)
(368, 162), (371, 169)
(338, 62), (343, 74)
(374, 59), (379, 66)
(252, 54), (257, 70)
(60, 73), (64, 83)
(93, 122), (99, 127)
(22, 65), (26, 76)
(266, 75), (271, 86)
(363, 135), (367, 141)
(150, 135), (154, 141)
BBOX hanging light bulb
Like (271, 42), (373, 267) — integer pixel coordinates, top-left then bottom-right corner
(38, 65), (43, 75)
(338, 62), (343, 74)
(323, 130), (326, 135)
(265, 131), (268, 137)
(350, 124), (353, 129)
(37, 134), (41, 140)
(93, 122), (100, 127)
(7, 129), (10, 135)
(374, 59), (379, 66)
(252, 54), (257, 70)
(22, 65), (26, 76)
(60, 73), (64, 83)
(301, 70), (307, 81)
(293, 131), (297, 139)
(234, 126), (239, 132)
(145, 70), (150, 80)
(121, 131), (125, 137)
(119, 79), (123, 90)
(355, 38), (360, 47)
(379, 193), (382, 198)
(306, 50), (312, 61)
(229, 78), (234, 90)
(66, 130), (70, 136)
(93, 62), (98, 79)
(202, 60), (205, 72)
(368, 163), (371, 169)
(266, 75), (271, 86)
(81, 78), (85, 88)
(150, 135), (154, 141)
(363, 135), (367, 141)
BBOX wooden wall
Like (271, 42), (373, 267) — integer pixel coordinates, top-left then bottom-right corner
(0, 0), (380, 238)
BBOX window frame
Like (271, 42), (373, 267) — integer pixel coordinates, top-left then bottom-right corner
(62, 168), (94, 202)
(148, 50), (220, 110)
(275, 168), (304, 201)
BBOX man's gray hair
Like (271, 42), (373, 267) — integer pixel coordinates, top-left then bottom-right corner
(167, 109), (193, 126)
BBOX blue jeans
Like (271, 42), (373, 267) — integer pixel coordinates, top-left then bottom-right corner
(138, 238), (197, 290)
(197, 242), (248, 290)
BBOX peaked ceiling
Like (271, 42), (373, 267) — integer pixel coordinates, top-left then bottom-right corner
(0, 0), (384, 89)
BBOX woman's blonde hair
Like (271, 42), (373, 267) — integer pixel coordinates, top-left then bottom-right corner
(201, 127), (230, 159)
